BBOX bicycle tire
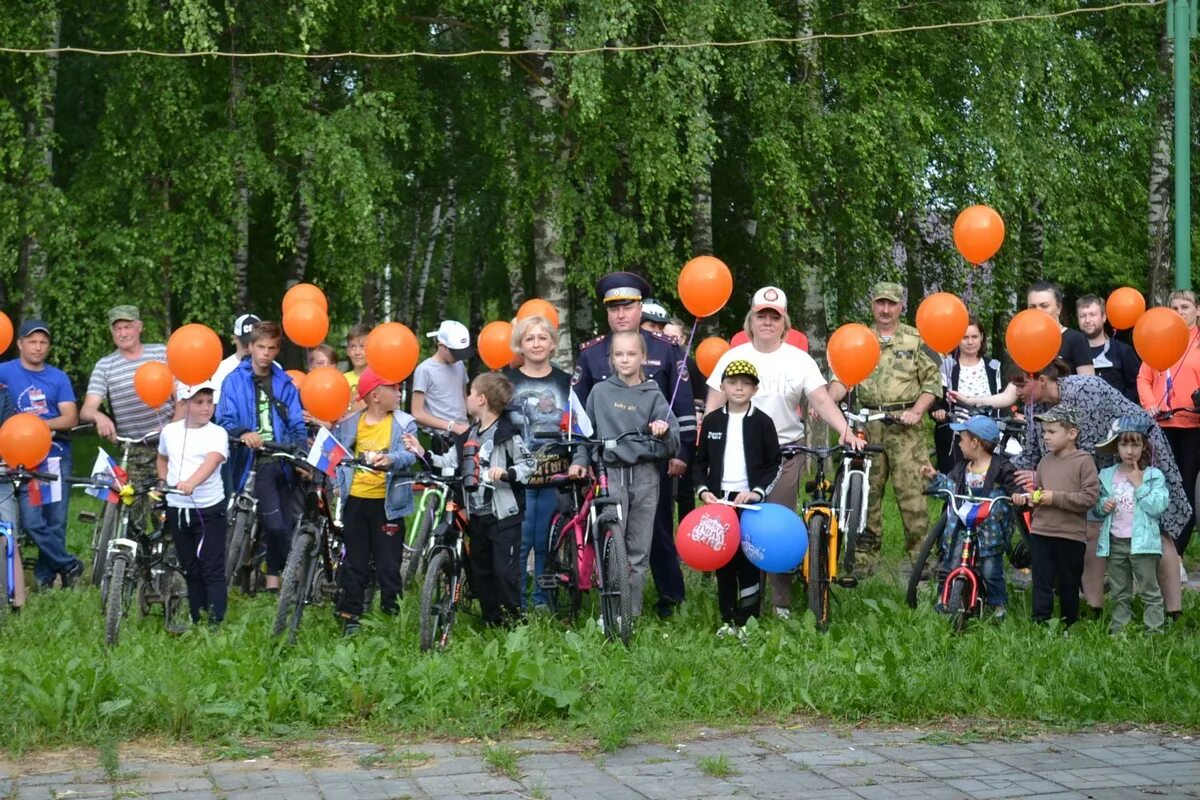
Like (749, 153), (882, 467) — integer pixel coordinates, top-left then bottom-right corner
(419, 549), (456, 652)
(273, 527), (315, 642)
(806, 514), (830, 631)
(840, 472), (865, 574)
(403, 503), (437, 591)
(104, 556), (128, 647)
(225, 509), (252, 587)
(90, 504), (118, 587)
(947, 575), (968, 634)
(164, 571), (189, 633)
(0, 538), (10, 619)
(546, 515), (581, 621)
(600, 525), (634, 645)
(1194, 471), (1200, 539)
(906, 515), (946, 609)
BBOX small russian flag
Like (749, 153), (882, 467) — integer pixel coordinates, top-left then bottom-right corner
(306, 427), (349, 478)
(86, 449), (126, 504)
(27, 456), (62, 508)
(955, 498), (993, 529)
(559, 388), (593, 437)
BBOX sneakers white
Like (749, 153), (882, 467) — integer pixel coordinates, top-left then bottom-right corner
(1181, 563), (1189, 584)
(774, 606), (791, 620)
(716, 623), (738, 638)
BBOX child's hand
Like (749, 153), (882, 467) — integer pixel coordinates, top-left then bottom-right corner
(920, 464), (937, 479)
(487, 467), (506, 482)
(648, 420), (669, 438)
(366, 451), (392, 469)
(1035, 489), (1052, 506)
(402, 433), (424, 457)
(177, 480), (195, 496)
(1103, 499), (1117, 513)
(1128, 468), (1143, 488)
(733, 490), (760, 505)
(699, 490), (718, 504)
(1012, 493), (1028, 508)
(567, 465), (588, 479)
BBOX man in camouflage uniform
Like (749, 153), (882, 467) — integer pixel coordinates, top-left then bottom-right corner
(830, 282), (941, 553)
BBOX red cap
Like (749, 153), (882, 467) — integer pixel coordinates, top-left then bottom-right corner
(356, 367), (395, 401)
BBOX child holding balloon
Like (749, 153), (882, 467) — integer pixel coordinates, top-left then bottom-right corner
(692, 360), (781, 636)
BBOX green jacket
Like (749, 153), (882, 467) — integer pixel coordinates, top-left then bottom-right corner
(1094, 465), (1169, 557)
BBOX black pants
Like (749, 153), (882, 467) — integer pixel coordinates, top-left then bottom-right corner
(256, 460), (297, 576)
(1164, 426), (1199, 554)
(1030, 533), (1085, 625)
(168, 502), (227, 623)
(468, 513), (522, 626)
(651, 461), (686, 613)
(676, 474), (696, 526)
(337, 497), (403, 618)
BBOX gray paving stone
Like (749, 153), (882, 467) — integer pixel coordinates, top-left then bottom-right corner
(906, 757), (1017, 780)
(818, 760), (930, 786)
(850, 779), (971, 799)
(780, 747), (888, 767)
(1124, 759), (1200, 784)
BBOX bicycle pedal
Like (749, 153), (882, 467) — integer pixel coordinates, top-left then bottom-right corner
(835, 576), (859, 589)
(78, 511), (98, 523)
(536, 575), (559, 590)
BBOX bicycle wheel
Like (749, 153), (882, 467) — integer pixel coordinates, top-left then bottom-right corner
(104, 555), (128, 647)
(225, 508), (252, 587)
(599, 525), (633, 645)
(419, 549), (456, 652)
(806, 514), (830, 631)
(906, 516), (946, 609)
(273, 526), (316, 642)
(163, 571), (189, 633)
(545, 516), (581, 621)
(839, 472), (865, 574)
(946, 575), (969, 633)
(90, 504), (117, 587)
(0, 540), (10, 620)
(403, 502), (437, 591)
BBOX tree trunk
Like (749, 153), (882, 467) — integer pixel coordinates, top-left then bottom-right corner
(690, 108), (715, 257)
(290, 154), (314, 284)
(1148, 29), (1174, 306)
(230, 52), (250, 311)
(412, 196), (444, 327)
(498, 26), (527, 315)
(18, 6), (60, 318)
(795, 0), (829, 367)
(401, 209), (422, 323)
(436, 180), (458, 322)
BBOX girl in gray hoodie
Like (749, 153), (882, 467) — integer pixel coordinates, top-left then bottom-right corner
(569, 331), (679, 618)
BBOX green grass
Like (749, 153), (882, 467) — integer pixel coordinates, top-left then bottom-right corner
(0, 442), (1196, 753)
(482, 744), (521, 780)
(696, 754), (737, 778)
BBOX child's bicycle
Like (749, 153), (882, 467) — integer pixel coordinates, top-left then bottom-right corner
(786, 442), (883, 631)
(416, 470), (473, 652)
(0, 466), (60, 617)
(402, 432), (456, 592)
(836, 407), (894, 570)
(224, 439), (305, 595)
(77, 431), (159, 587)
(535, 430), (672, 646)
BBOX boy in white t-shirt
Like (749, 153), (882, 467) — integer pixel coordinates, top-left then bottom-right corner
(157, 381), (229, 626)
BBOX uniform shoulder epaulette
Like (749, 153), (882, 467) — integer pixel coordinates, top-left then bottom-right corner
(579, 334), (606, 351)
(644, 329), (672, 343)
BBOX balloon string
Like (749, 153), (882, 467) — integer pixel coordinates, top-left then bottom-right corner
(668, 317), (700, 409)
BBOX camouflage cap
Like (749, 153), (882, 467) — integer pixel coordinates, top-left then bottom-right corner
(871, 282), (904, 303)
(107, 305), (140, 325)
(1035, 405), (1081, 430)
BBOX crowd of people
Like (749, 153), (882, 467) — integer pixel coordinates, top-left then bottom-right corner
(0, 272), (1196, 638)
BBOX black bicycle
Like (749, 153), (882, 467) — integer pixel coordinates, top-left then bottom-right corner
(224, 440), (306, 595)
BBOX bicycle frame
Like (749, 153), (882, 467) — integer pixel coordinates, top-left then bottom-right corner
(1, 522), (15, 603)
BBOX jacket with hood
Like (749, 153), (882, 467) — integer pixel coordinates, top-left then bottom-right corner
(422, 414), (535, 521)
(334, 408), (420, 520)
(574, 374), (680, 468)
(1093, 465), (1169, 557)
(217, 359), (306, 491)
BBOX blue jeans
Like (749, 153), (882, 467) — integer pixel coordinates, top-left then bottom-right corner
(520, 487), (557, 608)
(940, 537), (1007, 607)
(19, 448), (77, 585)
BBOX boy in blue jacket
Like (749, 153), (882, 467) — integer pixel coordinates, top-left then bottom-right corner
(217, 320), (306, 591)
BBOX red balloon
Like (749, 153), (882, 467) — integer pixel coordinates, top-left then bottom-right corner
(1005, 309), (1062, 373)
(167, 324), (222, 386)
(1107, 287), (1146, 331)
(516, 298), (560, 328)
(729, 330), (749, 348)
(0, 413), (52, 468)
(953, 205), (1006, 265)
(675, 504), (741, 571)
(729, 329), (808, 352)
(282, 300), (329, 348)
(915, 293), (970, 354)
(301, 366), (351, 423)
(827, 323), (880, 387)
(282, 282), (328, 314)
(695, 337), (731, 378)
(478, 321), (514, 370)
(134, 362), (174, 407)
(678, 256), (733, 318)
(286, 369), (307, 392)
(1134, 307), (1190, 372)
(365, 323), (419, 383)
(0, 312), (12, 353)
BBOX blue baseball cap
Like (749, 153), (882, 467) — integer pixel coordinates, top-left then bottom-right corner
(950, 415), (1000, 445)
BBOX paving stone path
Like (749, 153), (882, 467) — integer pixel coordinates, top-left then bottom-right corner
(1, 725), (1198, 800)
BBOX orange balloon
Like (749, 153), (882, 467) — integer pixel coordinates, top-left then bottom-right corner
(516, 298), (560, 328)
(282, 282), (328, 314)
(365, 322), (419, 383)
(134, 362), (174, 407)
(915, 292), (970, 354)
(0, 413), (52, 468)
(286, 369), (307, 392)
(478, 321), (514, 370)
(1134, 307), (1190, 372)
(695, 337), (731, 378)
(1005, 309), (1062, 373)
(282, 300), (329, 348)
(301, 366), (351, 423)
(953, 205), (1006, 265)
(0, 312), (12, 353)
(167, 324), (223, 386)
(1107, 287), (1146, 331)
(827, 323), (881, 387)
(677, 256), (733, 318)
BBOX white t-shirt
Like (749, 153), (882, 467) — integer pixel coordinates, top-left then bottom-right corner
(157, 420), (229, 509)
(210, 354), (243, 404)
(721, 410), (750, 493)
(708, 343), (827, 444)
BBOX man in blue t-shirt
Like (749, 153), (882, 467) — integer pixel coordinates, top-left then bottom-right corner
(0, 320), (83, 587)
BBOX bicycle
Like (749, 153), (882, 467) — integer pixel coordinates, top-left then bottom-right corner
(833, 407), (894, 571)
(0, 466), (59, 617)
(223, 440), (307, 596)
(784, 441), (883, 631)
(533, 430), (665, 646)
(402, 432), (455, 592)
(77, 431), (160, 588)
(417, 470), (472, 652)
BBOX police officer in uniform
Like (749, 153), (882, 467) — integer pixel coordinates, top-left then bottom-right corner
(573, 273), (696, 617)
(829, 282), (941, 555)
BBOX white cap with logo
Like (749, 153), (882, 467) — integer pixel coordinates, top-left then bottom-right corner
(426, 320), (474, 359)
(751, 286), (788, 314)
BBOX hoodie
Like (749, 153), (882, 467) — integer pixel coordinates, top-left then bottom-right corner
(575, 373), (680, 467)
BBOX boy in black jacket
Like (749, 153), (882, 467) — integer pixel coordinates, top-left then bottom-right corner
(693, 360), (781, 635)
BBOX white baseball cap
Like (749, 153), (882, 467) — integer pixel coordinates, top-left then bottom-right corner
(178, 380), (217, 401)
(751, 286), (788, 314)
(233, 313), (261, 343)
(426, 320), (474, 360)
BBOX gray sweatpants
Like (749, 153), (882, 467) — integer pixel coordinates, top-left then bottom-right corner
(608, 462), (660, 618)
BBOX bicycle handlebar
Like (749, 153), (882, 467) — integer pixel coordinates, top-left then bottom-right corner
(0, 467), (59, 484)
(532, 429), (661, 453)
(781, 443), (884, 459)
(922, 487), (1013, 508)
(114, 432), (160, 447)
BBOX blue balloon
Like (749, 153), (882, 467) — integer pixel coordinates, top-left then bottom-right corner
(740, 502), (808, 573)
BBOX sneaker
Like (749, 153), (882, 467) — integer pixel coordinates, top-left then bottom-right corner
(773, 606), (791, 620)
(716, 623), (738, 638)
(992, 607), (1007, 624)
(934, 602), (947, 614)
(60, 560), (85, 589)
(1181, 563), (1189, 584)
(342, 617), (361, 637)
(533, 603), (551, 615)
